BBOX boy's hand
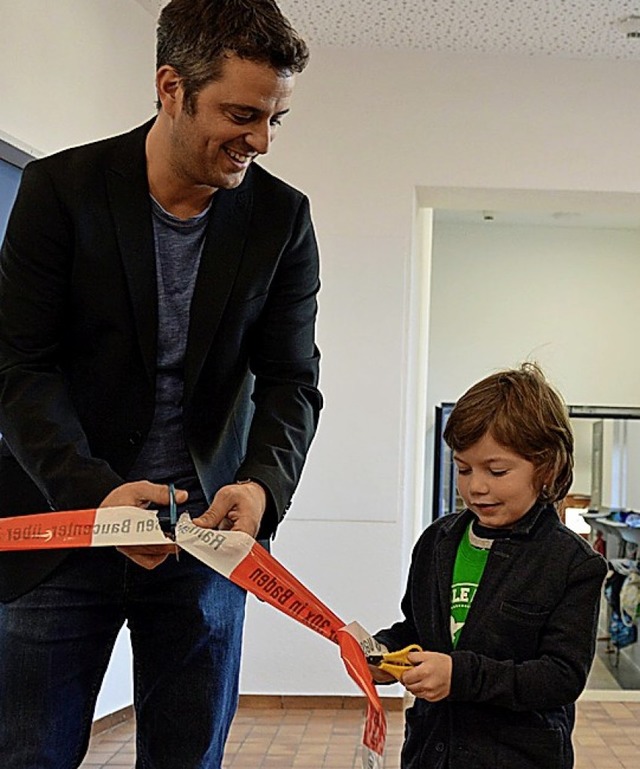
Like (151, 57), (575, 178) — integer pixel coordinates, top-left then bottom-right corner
(368, 663), (397, 685)
(400, 650), (452, 702)
(366, 642), (396, 684)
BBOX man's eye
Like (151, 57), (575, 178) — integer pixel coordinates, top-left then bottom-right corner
(270, 116), (283, 127)
(230, 113), (252, 123)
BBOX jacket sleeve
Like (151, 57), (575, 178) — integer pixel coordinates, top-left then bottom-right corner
(373, 539), (425, 652)
(0, 161), (124, 511)
(449, 552), (607, 711)
(235, 195), (322, 538)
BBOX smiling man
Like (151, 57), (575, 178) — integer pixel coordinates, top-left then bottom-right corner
(0, 2), (321, 768)
(148, 53), (296, 214)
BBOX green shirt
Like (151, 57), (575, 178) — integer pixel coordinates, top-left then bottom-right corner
(450, 523), (491, 648)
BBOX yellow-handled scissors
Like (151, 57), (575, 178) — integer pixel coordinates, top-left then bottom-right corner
(366, 643), (423, 681)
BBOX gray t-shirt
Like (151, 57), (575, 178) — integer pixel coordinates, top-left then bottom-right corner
(126, 197), (211, 515)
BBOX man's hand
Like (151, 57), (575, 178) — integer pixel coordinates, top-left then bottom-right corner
(400, 650), (452, 702)
(191, 481), (266, 538)
(100, 480), (188, 570)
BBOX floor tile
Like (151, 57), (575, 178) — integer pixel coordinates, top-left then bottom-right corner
(78, 696), (640, 768)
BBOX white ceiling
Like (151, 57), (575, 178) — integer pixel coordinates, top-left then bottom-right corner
(133, 0), (640, 229)
(135, 0), (640, 61)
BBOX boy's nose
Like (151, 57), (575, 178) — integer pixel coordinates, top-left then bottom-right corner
(468, 475), (489, 495)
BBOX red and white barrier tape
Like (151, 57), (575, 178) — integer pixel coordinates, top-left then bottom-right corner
(0, 508), (387, 768)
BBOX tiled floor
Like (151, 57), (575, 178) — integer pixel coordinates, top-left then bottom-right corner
(80, 696), (640, 768)
(79, 632), (638, 768)
(82, 705), (403, 769)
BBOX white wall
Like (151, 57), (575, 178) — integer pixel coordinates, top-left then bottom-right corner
(426, 220), (640, 521)
(0, 0), (155, 720)
(258, 46), (640, 696)
(572, 420), (594, 497)
(0, 0), (155, 154)
(4, 4), (640, 712)
(427, 220), (640, 410)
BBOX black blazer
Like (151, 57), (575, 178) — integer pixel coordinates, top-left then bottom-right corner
(375, 504), (607, 769)
(0, 120), (322, 600)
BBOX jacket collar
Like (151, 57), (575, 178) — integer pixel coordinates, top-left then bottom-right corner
(105, 119), (157, 386)
(103, 119), (253, 396)
(440, 499), (554, 540)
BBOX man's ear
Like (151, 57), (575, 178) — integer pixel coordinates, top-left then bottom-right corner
(155, 65), (183, 116)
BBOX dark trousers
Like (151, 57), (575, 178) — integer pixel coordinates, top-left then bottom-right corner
(0, 547), (246, 768)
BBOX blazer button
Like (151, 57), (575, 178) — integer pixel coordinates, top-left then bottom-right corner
(435, 742), (446, 753)
(128, 431), (143, 446)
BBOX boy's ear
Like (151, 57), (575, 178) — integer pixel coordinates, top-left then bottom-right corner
(536, 463), (555, 498)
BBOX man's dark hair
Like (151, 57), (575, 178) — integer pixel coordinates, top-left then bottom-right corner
(156, 0), (309, 113)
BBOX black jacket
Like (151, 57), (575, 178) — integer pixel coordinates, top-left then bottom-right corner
(0, 120), (322, 600)
(375, 504), (607, 769)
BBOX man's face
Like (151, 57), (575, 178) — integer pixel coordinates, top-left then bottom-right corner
(164, 55), (295, 190)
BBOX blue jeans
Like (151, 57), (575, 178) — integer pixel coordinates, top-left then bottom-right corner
(0, 547), (246, 769)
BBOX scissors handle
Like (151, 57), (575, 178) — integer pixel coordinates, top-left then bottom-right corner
(368, 643), (423, 681)
(168, 482), (177, 528)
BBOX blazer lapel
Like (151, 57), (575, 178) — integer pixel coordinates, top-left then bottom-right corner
(105, 121), (158, 387)
(434, 517), (465, 650)
(458, 538), (519, 645)
(184, 182), (253, 403)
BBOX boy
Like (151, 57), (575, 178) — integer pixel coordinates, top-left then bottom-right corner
(371, 363), (607, 769)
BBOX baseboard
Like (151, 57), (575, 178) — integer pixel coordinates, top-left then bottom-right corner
(91, 705), (134, 736)
(237, 694), (404, 711)
(91, 695), (404, 735)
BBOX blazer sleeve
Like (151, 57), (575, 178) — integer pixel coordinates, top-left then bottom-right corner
(0, 160), (124, 511)
(235, 194), (322, 537)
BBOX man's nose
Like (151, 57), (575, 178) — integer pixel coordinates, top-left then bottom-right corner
(247, 122), (273, 154)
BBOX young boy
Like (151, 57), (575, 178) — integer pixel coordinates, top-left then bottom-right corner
(370, 363), (607, 769)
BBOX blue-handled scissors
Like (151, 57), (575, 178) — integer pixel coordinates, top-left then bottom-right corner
(153, 483), (180, 555)
(157, 484), (178, 536)
(168, 482), (178, 534)
(167, 482), (181, 561)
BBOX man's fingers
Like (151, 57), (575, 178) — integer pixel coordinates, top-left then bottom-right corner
(191, 485), (239, 529)
(117, 544), (177, 557)
(116, 544), (177, 570)
(100, 481), (188, 509)
(191, 483), (264, 537)
(191, 509), (225, 529)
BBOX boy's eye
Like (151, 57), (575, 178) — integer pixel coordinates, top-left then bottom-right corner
(490, 469), (508, 477)
(456, 467), (471, 476)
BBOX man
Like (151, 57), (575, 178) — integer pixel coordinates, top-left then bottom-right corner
(0, 1), (321, 767)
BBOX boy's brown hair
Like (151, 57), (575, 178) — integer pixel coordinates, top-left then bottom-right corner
(443, 362), (573, 504)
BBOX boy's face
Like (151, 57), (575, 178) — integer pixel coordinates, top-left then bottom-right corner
(453, 432), (539, 528)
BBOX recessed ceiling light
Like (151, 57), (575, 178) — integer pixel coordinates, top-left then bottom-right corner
(616, 15), (640, 39)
